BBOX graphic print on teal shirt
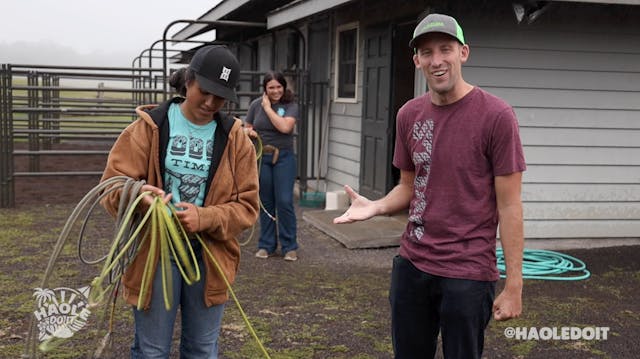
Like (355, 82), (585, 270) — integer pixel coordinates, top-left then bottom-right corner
(164, 103), (217, 207)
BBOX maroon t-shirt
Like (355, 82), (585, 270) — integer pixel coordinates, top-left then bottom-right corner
(393, 87), (526, 281)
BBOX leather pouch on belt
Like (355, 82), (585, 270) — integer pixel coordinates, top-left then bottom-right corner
(263, 145), (279, 164)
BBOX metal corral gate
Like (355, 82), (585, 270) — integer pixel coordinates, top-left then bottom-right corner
(0, 64), (324, 208)
(0, 63), (165, 207)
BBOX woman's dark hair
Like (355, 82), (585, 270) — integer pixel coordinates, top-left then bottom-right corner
(169, 67), (196, 97)
(262, 71), (294, 103)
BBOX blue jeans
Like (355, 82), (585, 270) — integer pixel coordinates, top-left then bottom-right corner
(258, 149), (297, 254)
(131, 250), (225, 359)
(389, 255), (495, 359)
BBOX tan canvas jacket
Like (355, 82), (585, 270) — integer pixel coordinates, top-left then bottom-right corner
(100, 98), (259, 308)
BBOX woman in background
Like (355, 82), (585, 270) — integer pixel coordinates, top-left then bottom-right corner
(244, 71), (299, 261)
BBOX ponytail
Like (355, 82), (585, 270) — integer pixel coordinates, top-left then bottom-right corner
(169, 67), (196, 97)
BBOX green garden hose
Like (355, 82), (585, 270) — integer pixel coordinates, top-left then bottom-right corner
(497, 248), (591, 281)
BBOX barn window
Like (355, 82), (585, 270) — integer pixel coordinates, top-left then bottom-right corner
(335, 22), (358, 102)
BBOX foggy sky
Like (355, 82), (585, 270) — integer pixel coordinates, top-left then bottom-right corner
(0, 0), (219, 67)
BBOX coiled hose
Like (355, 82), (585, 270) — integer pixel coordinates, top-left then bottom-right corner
(497, 248), (591, 281)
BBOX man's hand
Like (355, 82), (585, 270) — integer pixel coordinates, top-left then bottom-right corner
(333, 185), (378, 224)
(493, 287), (522, 321)
(334, 171), (414, 224)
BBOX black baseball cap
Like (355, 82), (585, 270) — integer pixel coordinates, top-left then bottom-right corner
(409, 13), (466, 49)
(189, 45), (240, 103)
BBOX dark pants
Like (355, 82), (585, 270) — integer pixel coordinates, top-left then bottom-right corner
(389, 255), (495, 359)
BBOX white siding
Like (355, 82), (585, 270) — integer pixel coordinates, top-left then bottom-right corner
(464, 16), (640, 239)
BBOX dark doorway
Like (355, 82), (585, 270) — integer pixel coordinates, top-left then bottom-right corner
(359, 22), (415, 199)
(359, 23), (392, 199)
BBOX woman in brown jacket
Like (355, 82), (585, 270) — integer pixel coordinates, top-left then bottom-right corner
(100, 45), (259, 358)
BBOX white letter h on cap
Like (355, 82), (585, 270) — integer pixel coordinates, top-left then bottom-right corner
(220, 66), (231, 82)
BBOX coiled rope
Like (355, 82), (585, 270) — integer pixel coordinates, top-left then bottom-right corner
(497, 248), (591, 281)
(23, 176), (271, 358)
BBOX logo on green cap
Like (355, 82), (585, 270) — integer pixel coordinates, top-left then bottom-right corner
(425, 21), (444, 29)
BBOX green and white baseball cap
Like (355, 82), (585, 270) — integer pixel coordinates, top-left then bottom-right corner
(409, 13), (466, 48)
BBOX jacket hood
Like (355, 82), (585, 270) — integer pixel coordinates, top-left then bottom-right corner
(134, 97), (180, 129)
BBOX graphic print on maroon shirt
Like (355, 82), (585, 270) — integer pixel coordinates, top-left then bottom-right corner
(407, 118), (434, 242)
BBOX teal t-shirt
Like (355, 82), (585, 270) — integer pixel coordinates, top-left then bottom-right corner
(164, 103), (217, 207)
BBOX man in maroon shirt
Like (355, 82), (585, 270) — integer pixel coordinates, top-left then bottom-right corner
(334, 13), (526, 359)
